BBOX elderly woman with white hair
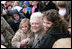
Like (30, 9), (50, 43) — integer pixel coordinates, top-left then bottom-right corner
(29, 12), (44, 48)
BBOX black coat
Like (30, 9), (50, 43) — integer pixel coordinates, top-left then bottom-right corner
(19, 9), (31, 19)
(43, 1), (59, 11)
(38, 27), (71, 48)
(9, 20), (20, 32)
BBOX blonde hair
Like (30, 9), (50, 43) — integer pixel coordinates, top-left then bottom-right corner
(19, 18), (30, 29)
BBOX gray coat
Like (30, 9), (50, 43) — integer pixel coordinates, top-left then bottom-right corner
(1, 16), (14, 39)
(31, 28), (44, 48)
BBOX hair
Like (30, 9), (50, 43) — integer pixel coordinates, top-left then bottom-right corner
(12, 13), (20, 20)
(30, 12), (44, 24)
(14, 1), (20, 6)
(6, 5), (13, 9)
(56, 1), (67, 8)
(19, 18), (30, 29)
(43, 9), (68, 33)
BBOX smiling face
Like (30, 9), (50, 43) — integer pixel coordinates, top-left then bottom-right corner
(31, 18), (42, 34)
(19, 18), (30, 34)
(30, 12), (43, 34)
(21, 23), (29, 34)
(43, 16), (53, 31)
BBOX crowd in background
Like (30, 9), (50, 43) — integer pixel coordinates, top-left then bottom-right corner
(1, 1), (71, 48)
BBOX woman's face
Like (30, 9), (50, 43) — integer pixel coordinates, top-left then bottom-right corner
(22, 23), (29, 34)
(43, 17), (53, 31)
(31, 18), (42, 33)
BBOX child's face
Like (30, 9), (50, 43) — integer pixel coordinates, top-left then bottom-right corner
(13, 14), (19, 20)
(43, 17), (53, 31)
(22, 23), (29, 34)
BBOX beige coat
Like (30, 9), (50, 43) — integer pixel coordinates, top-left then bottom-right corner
(11, 29), (30, 48)
(52, 38), (71, 48)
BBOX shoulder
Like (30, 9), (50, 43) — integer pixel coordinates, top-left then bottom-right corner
(52, 38), (71, 48)
(17, 29), (23, 33)
(15, 29), (23, 35)
(12, 29), (23, 40)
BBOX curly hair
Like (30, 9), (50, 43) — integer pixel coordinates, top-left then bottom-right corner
(43, 9), (68, 33)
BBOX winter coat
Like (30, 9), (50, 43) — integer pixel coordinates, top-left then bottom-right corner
(43, 1), (59, 11)
(31, 28), (44, 48)
(9, 19), (21, 32)
(11, 29), (30, 48)
(1, 16), (14, 39)
(38, 27), (71, 48)
(52, 38), (71, 48)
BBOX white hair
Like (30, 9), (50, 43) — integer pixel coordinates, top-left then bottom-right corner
(30, 12), (43, 24)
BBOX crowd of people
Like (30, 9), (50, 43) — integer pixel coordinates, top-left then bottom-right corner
(1, 1), (71, 48)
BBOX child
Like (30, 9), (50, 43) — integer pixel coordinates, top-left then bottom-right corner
(10, 9), (21, 32)
(11, 18), (31, 48)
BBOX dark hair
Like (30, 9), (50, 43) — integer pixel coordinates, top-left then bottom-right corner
(6, 5), (13, 9)
(12, 9), (20, 19)
(12, 13), (20, 20)
(43, 9), (68, 33)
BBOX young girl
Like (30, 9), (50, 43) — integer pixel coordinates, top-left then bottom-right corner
(9, 9), (22, 32)
(38, 9), (71, 48)
(11, 18), (31, 48)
